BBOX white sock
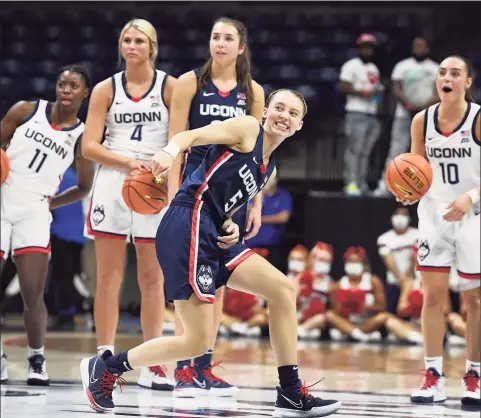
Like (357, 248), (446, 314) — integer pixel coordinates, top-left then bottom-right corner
(425, 356), (443, 375)
(97, 345), (114, 356)
(466, 360), (481, 375)
(407, 331), (423, 343)
(27, 346), (44, 358)
(351, 328), (369, 342)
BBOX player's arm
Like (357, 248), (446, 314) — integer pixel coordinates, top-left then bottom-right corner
(50, 136), (96, 210)
(410, 110), (427, 158)
(166, 71), (197, 203)
(81, 80), (140, 170)
(365, 275), (386, 314)
(0, 101), (37, 147)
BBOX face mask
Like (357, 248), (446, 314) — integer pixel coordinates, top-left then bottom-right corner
(288, 260), (305, 273)
(392, 214), (410, 230)
(313, 261), (331, 275)
(345, 262), (364, 277)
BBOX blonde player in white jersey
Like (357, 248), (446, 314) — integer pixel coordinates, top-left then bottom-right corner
(81, 19), (176, 391)
(401, 55), (480, 406)
(0, 65), (95, 385)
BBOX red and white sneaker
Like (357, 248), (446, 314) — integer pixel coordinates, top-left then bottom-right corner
(462, 369), (480, 406)
(411, 368), (447, 404)
(137, 365), (175, 391)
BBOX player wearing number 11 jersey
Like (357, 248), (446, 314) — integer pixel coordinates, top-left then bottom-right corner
(81, 19), (176, 390)
(1, 65), (94, 385)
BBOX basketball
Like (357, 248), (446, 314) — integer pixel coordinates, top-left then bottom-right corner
(385, 153), (433, 201)
(122, 168), (168, 215)
(0, 148), (10, 184)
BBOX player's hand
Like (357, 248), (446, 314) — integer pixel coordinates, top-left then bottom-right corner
(396, 197), (418, 206)
(151, 151), (174, 178)
(443, 193), (472, 222)
(244, 204), (262, 240)
(218, 218), (240, 249)
(127, 159), (150, 171)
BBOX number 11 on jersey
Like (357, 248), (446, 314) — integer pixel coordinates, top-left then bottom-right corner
(131, 125), (143, 141)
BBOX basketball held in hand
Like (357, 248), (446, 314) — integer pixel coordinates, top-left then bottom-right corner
(385, 153), (433, 201)
(122, 168), (168, 215)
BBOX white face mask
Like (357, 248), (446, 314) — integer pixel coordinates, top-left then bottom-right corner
(313, 261), (331, 275)
(345, 262), (364, 277)
(391, 214), (410, 230)
(288, 259), (305, 273)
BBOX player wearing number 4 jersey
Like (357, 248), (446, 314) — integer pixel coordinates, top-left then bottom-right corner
(81, 19), (176, 390)
(80, 89), (341, 417)
(404, 55), (480, 406)
(0, 65), (95, 385)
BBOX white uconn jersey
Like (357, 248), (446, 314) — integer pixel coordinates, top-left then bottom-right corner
(3, 100), (83, 200)
(424, 102), (480, 202)
(104, 70), (169, 159)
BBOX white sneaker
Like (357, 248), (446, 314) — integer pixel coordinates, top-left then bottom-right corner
(411, 368), (446, 403)
(137, 366), (175, 391)
(246, 326), (261, 337)
(1, 353), (8, 382)
(27, 354), (50, 386)
(230, 323), (249, 336)
(461, 369), (480, 406)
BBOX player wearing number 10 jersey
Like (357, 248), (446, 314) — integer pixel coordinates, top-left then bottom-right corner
(0, 65), (94, 385)
(81, 19), (176, 390)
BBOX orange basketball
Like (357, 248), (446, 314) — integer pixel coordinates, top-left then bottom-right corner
(122, 168), (168, 215)
(385, 153), (433, 201)
(0, 148), (10, 184)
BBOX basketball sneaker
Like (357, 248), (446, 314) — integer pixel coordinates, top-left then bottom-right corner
(27, 354), (50, 386)
(1, 353), (8, 382)
(273, 381), (341, 417)
(461, 369), (480, 406)
(80, 350), (126, 412)
(410, 368), (447, 403)
(137, 365), (175, 391)
(202, 361), (238, 397)
(173, 364), (208, 397)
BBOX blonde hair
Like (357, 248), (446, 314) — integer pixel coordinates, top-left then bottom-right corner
(118, 19), (158, 67)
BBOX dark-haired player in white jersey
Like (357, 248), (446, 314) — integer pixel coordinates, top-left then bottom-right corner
(82, 19), (176, 391)
(402, 55), (480, 406)
(167, 16), (265, 397)
(0, 65), (95, 385)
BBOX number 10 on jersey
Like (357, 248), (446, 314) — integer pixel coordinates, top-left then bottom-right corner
(131, 125), (143, 141)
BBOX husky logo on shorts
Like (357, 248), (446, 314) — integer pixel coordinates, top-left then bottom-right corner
(92, 205), (106, 226)
(418, 240), (430, 261)
(197, 265), (213, 293)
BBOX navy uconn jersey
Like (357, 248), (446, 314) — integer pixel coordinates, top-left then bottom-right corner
(176, 125), (275, 225)
(187, 69), (248, 165)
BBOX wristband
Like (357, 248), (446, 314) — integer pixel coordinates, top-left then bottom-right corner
(467, 187), (480, 204)
(162, 143), (180, 159)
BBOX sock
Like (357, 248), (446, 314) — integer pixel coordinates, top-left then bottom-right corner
(407, 331), (423, 343)
(466, 360), (481, 375)
(97, 345), (114, 356)
(27, 346), (44, 358)
(176, 359), (191, 370)
(425, 356), (443, 375)
(105, 351), (133, 373)
(194, 349), (213, 370)
(351, 328), (368, 342)
(278, 365), (301, 390)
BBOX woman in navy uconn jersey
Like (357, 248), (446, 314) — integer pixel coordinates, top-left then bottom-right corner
(81, 89), (342, 417)
(81, 19), (176, 390)
(400, 56), (480, 406)
(1, 65), (94, 385)
(167, 17), (265, 396)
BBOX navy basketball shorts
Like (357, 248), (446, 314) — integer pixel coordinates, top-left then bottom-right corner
(156, 201), (255, 303)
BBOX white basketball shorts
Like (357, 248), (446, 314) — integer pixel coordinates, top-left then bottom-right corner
(416, 196), (480, 283)
(0, 188), (51, 259)
(85, 165), (165, 243)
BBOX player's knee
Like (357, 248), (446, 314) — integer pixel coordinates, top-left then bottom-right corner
(137, 269), (163, 293)
(21, 287), (44, 307)
(96, 270), (123, 291)
(422, 289), (446, 309)
(273, 277), (296, 305)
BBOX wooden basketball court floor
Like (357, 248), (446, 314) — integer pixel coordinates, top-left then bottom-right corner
(1, 332), (480, 418)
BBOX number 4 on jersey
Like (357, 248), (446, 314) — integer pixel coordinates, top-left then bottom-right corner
(131, 125), (143, 141)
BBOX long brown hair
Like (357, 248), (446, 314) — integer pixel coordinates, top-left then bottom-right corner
(198, 17), (255, 112)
